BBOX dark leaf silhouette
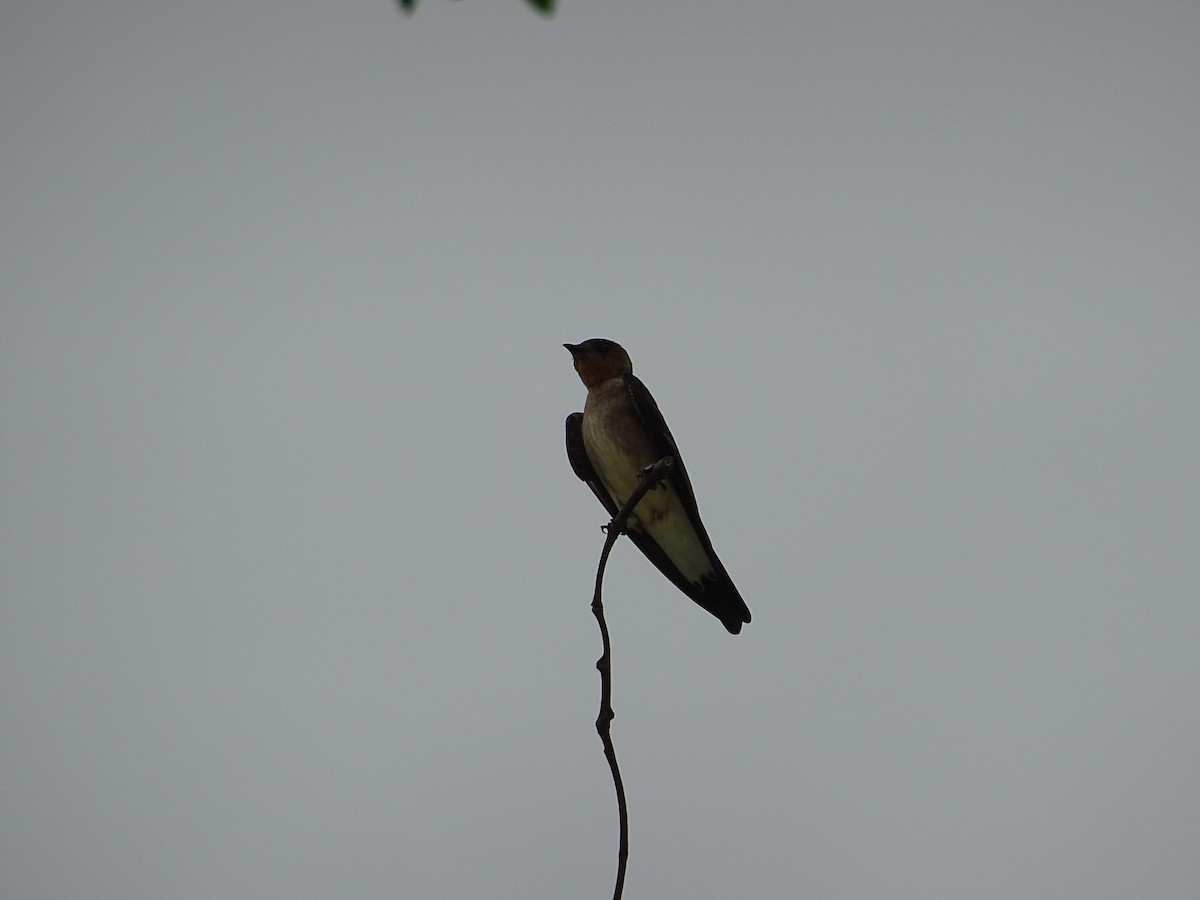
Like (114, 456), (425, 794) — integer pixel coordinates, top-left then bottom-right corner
(398, 0), (554, 15)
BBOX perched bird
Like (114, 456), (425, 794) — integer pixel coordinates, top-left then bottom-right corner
(564, 339), (752, 634)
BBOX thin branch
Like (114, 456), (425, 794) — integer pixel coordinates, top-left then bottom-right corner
(590, 455), (674, 900)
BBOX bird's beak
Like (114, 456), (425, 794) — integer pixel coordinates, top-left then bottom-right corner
(563, 343), (580, 355)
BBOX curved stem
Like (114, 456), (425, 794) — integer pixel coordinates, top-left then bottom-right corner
(591, 456), (674, 900)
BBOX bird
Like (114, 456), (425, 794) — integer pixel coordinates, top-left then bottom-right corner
(564, 339), (752, 634)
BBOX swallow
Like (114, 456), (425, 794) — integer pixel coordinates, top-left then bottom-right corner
(564, 339), (752, 634)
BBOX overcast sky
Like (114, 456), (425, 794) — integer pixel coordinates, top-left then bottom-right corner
(2, 2), (1198, 898)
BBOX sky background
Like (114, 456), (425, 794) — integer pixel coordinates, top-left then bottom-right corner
(2, 2), (1199, 898)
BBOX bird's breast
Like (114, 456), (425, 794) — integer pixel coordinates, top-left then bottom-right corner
(581, 382), (714, 584)
(581, 384), (657, 504)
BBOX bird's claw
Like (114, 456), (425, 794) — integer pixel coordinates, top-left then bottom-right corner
(638, 462), (666, 489)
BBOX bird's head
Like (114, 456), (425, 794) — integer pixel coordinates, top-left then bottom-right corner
(564, 339), (633, 387)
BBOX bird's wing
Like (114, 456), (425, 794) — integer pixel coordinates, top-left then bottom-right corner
(565, 412), (620, 518)
(623, 374), (751, 633)
(621, 374), (704, 529)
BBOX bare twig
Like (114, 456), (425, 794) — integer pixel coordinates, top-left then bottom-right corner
(591, 455), (674, 900)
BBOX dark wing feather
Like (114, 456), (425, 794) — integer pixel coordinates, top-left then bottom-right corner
(621, 375), (752, 633)
(621, 375), (701, 516)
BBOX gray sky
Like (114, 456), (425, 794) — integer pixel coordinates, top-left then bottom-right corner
(3, 2), (1198, 898)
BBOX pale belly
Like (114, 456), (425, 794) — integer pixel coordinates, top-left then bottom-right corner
(582, 409), (714, 585)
